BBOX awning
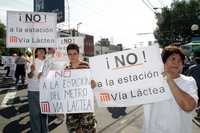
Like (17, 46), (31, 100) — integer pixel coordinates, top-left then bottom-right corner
(181, 42), (200, 55)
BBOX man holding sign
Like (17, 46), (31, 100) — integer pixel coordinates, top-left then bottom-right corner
(65, 44), (97, 133)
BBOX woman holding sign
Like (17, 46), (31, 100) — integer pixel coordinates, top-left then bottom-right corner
(142, 46), (198, 133)
(27, 48), (48, 133)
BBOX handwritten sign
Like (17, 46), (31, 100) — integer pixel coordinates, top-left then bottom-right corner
(39, 69), (94, 114)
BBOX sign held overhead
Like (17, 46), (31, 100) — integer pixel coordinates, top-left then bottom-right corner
(6, 11), (57, 48)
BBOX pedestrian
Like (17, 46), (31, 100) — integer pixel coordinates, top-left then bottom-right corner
(15, 52), (27, 85)
(27, 48), (48, 133)
(65, 43), (97, 133)
(10, 53), (17, 80)
(142, 46), (198, 133)
(4, 55), (12, 77)
(186, 52), (200, 123)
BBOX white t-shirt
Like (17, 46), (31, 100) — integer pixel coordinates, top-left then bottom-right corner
(142, 74), (198, 133)
(28, 58), (45, 92)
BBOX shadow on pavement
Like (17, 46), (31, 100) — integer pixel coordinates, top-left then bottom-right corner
(12, 96), (28, 105)
(0, 106), (17, 119)
(0, 95), (28, 119)
(48, 115), (65, 131)
(0, 75), (62, 132)
(1, 100), (62, 132)
(3, 115), (30, 133)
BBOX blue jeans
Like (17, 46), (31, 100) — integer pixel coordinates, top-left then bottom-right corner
(28, 91), (48, 133)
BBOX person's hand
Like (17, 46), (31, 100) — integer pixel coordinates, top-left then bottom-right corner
(162, 71), (173, 83)
(91, 80), (96, 89)
(31, 64), (36, 72)
(38, 72), (42, 79)
(28, 64), (35, 78)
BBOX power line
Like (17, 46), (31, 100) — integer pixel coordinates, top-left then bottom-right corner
(141, 0), (157, 14)
(146, 0), (155, 9)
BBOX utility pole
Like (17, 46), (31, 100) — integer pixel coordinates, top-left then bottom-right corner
(66, 0), (70, 34)
(77, 22), (82, 36)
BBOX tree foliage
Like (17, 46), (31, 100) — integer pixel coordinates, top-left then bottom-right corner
(154, 0), (200, 48)
(95, 38), (111, 47)
(0, 21), (6, 55)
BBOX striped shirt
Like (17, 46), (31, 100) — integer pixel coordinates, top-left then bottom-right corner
(66, 61), (89, 69)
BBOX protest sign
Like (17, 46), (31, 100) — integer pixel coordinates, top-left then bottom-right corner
(89, 45), (171, 107)
(57, 37), (84, 55)
(6, 11), (57, 48)
(39, 69), (94, 114)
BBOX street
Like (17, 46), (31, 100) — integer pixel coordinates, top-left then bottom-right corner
(0, 66), (199, 133)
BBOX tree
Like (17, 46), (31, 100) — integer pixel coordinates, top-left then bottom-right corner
(0, 21), (6, 55)
(154, 0), (200, 48)
(95, 38), (111, 47)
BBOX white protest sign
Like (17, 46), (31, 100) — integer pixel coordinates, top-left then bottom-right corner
(57, 37), (84, 55)
(6, 11), (57, 48)
(39, 69), (94, 114)
(89, 45), (171, 107)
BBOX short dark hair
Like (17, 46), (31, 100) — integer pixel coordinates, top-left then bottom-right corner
(67, 43), (79, 53)
(161, 46), (185, 64)
(35, 48), (46, 55)
(35, 48), (46, 58)
(18, 51), (23, 56)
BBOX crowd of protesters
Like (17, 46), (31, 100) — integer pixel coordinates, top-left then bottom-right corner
(0, 44), (199, 133)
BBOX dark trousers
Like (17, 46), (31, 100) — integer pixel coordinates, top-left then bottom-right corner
(5, 66), (10, 77)
(15, 64), (26, 84)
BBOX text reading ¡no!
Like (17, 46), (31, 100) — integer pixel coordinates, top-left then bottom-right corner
(19, 13), (47, 23)
(106, 51), (147, 69)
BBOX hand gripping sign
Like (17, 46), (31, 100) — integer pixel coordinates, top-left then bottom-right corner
(89, 45), (171, 107)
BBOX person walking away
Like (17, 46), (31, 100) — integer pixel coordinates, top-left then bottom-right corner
(5, 56), (12, 77)
(10, 53), (17, 80)
(15, 52), (27, 85)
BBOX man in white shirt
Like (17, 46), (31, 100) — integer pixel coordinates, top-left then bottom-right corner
(143, 46), (198, 133)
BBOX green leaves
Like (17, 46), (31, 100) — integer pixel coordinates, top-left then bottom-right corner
(154, 0), (200, 48)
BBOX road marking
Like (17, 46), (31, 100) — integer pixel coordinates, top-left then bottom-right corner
(1, 89), (17, 107)
(193, 118), (200, 127)
(120, 119), (128, 124)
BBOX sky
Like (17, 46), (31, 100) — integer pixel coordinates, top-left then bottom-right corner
(0, 0), (173, 48)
